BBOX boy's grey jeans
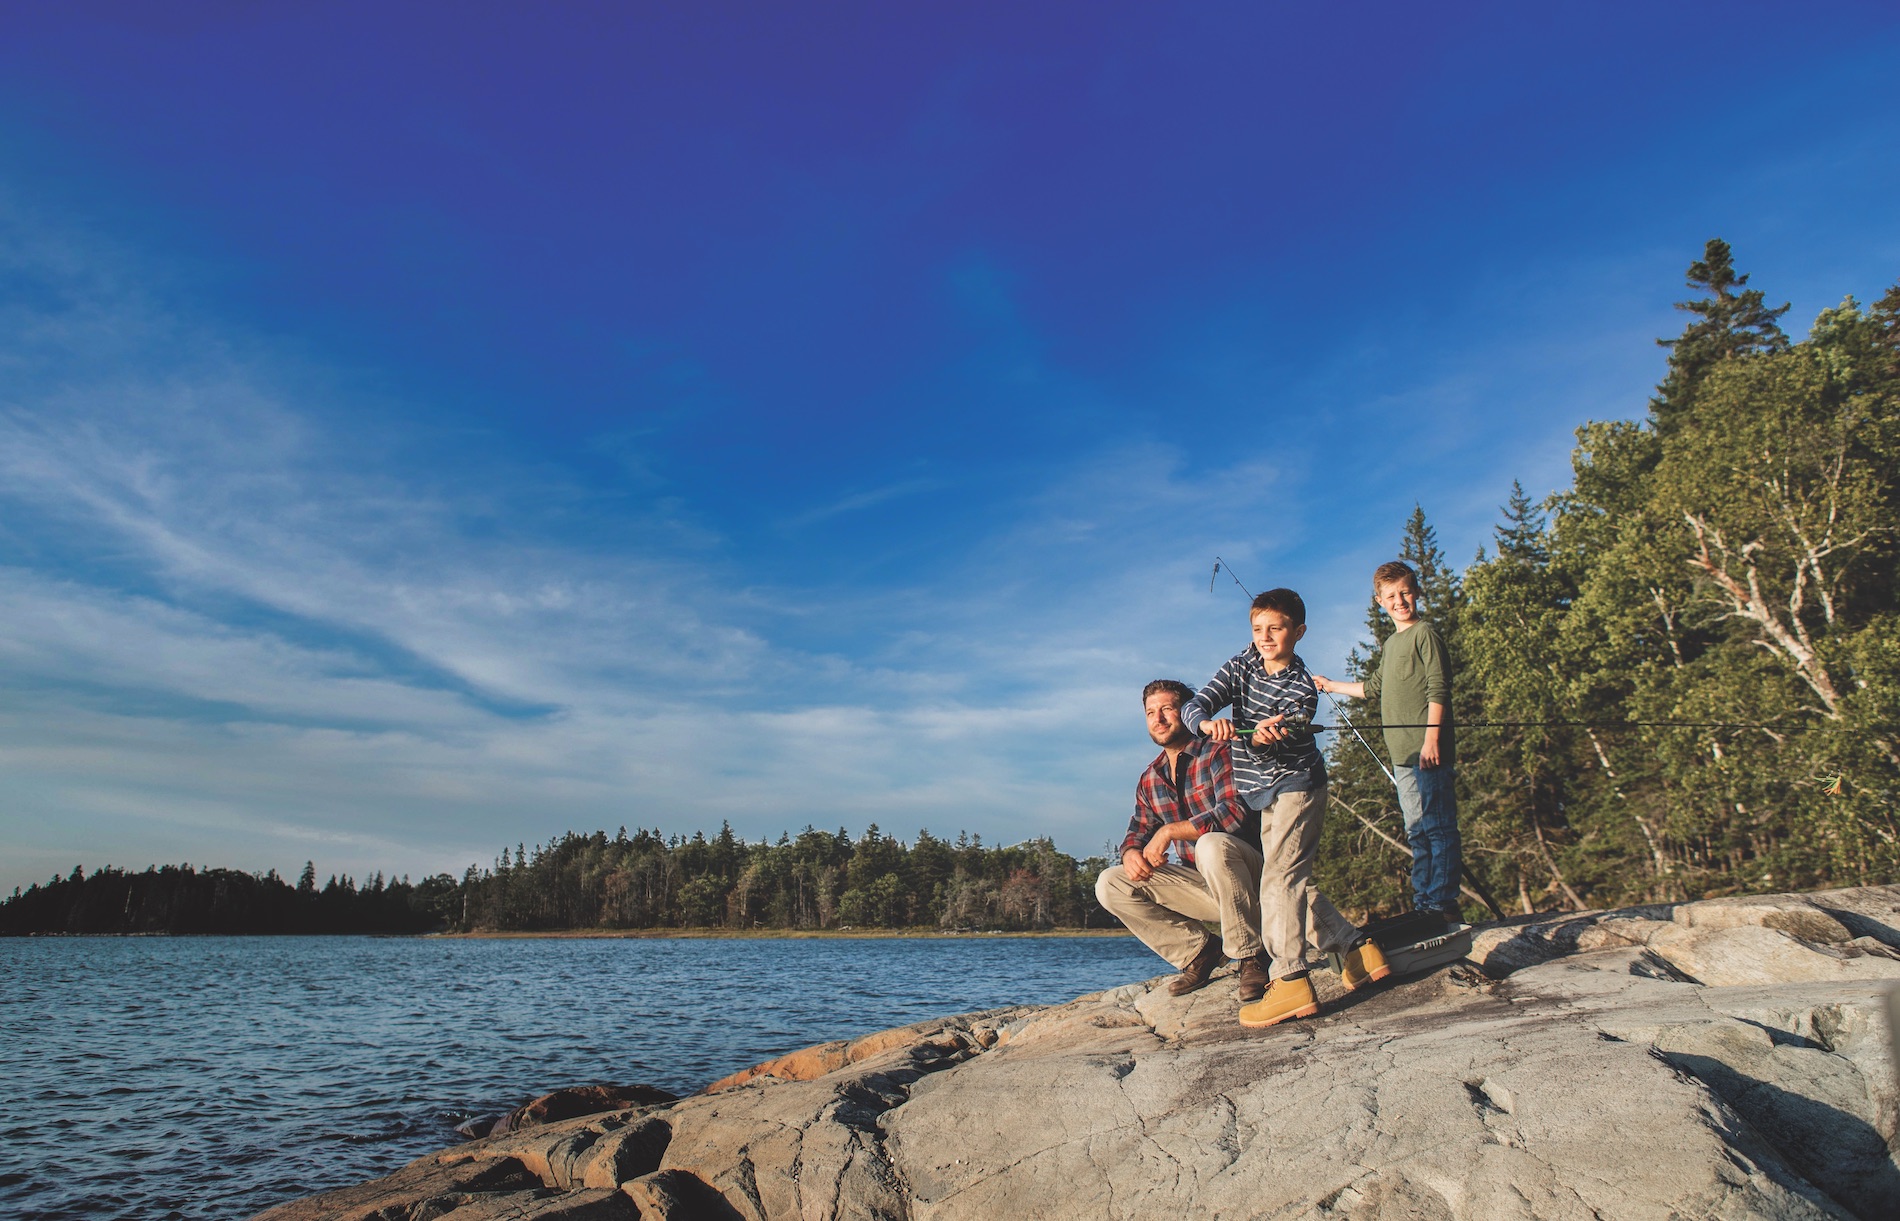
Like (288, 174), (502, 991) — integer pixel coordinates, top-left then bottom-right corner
(1254, 781), (1361, 980)
(1094, 831), (1264, 967)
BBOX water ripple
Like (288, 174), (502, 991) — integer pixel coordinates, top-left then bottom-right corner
(0, 934), (1154, 1219)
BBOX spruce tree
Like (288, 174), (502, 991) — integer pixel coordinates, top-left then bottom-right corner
(1652, 238), (1789, 431)
(1493, 481), (1548, 566)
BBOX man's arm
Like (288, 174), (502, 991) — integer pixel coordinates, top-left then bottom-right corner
(1180, 743), (1252, 839)
(1122, 785), (1164, 881)
(1141, 819), (1202, 868)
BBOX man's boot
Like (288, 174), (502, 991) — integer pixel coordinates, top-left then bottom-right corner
(1166, 937), (1225, 996)
(1236, 953), (1270, 1002)
(1237, 973), (1320, 1028)
(1339, 940), (1391, 992)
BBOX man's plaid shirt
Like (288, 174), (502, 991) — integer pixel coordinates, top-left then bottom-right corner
(1122, 735), (1261, 867)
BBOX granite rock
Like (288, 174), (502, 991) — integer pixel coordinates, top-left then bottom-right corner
(259, 887), (1900, 1221)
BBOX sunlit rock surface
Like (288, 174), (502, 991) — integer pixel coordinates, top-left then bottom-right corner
(257, 885), (1900, 1220)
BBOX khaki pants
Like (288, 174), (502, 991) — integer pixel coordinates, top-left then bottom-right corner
(1258, 781), (1361, 980)
(1094, 831), (1263, 967)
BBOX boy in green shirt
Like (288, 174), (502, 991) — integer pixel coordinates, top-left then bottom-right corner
(1312, 561), (1463, 924)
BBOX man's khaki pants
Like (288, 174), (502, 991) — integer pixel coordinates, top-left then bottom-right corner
(1094, 831), (1264, 967)
(1259, 781), (1361, 980)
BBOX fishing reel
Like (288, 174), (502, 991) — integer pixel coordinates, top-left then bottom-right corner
(1235, 713), (1315, 739)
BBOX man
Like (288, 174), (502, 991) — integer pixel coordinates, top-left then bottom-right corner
(1095, 679), (1271, 1001)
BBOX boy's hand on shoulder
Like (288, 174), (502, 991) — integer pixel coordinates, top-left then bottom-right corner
(1202, 718), (1236, 742)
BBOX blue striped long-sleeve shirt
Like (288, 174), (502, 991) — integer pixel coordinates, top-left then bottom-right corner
(1182, 648), (1326, 808)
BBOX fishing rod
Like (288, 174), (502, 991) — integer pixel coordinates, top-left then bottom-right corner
(1232, 719), (1798, 733)
(1205, 559), (1516, 917)
(1323, 695), (1511, 921)
(1210, 557), (1252, 599)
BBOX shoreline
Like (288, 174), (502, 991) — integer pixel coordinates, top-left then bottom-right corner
(431, 926), (1134, 941)
(5, 926), (1133, 940)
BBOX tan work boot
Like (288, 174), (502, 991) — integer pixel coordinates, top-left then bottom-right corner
(1237, 973), (1320, 1028)
(1236, 953), (1270, 1002)
(1166, 937), (1225, 996)
(1339, 940), (1391, 992)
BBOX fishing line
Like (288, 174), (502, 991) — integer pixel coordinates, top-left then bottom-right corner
(1201, 557), (1805, 737)
(1235, 719), (1807, 733)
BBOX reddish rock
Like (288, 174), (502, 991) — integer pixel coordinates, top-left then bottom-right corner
(490, 1084), (678, 1137)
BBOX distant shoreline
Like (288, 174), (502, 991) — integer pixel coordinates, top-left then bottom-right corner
(432, 927), (1133, 941)
(6, 927), (1134, 940)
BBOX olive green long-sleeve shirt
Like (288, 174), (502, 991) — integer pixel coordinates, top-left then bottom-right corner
(1362, 621), (1455, 768)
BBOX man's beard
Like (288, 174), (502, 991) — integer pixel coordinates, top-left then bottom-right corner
(1150, 725), (1191, 749)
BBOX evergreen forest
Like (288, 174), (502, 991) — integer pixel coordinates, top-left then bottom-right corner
(1, 826), (1111, 935)
(1317, 240), (1900, 918)
(5, 240), (1896, 936)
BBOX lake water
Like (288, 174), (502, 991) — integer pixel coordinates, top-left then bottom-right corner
(1, 933), (1159, 1220)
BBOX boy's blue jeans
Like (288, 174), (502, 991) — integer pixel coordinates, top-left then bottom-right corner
(1394, 763), (1462, 914)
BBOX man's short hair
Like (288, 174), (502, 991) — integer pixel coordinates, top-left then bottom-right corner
(1373, 560), (1420, 593)
(1142, 679), (1194, 707)
(1249, 587), (1306, 626)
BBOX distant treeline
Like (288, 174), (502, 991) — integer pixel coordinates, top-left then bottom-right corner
(0, 863), (458, 935)
(0, 824), (1113, 935)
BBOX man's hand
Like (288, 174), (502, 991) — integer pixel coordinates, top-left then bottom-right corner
(1201, 718), (1236, 742)
(1121, 847), (1154, 884)
(1251, 713), (1289, 746)
(1142, 824), (1173, 868)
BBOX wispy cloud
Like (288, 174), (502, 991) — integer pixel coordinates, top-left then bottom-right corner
(0, 209), (1297, 891)
(780, 478), (946, 529)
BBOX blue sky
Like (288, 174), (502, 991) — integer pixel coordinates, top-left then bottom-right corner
(2, 2), (1898, 892)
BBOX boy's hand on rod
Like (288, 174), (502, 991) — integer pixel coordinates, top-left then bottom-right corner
(1202, 719), (1236, 742)
(1251, 714), (1289, 746)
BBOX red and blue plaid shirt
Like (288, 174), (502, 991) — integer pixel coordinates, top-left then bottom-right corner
(1122, 736), (1261, 867)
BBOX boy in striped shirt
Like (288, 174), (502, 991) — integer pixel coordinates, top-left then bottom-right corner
(1185, 588), (1388, 1027)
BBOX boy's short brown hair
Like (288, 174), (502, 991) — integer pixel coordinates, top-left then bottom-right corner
(1373, 561), (1419, 593)
(1249, 588), (1306, 626)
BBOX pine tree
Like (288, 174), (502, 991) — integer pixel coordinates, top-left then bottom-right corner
(1398, 504), (1462, 627)
(1652, 238), (1789, 431)
(1493, 481), (1548, 566)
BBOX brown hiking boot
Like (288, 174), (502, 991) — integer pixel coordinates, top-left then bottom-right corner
(1166, 937), (1225, 996)
(1237, 974), (1320, 1028)
(1236, 953), (1270, 1002)
(1340, 940), (1391, 992)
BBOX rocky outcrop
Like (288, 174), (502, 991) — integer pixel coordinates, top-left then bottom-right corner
(258, 885), (1900, 1220)
(474, 1085), (681, 1138)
